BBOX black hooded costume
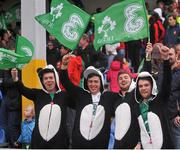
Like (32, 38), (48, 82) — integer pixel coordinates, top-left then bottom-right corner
(60, 66), (117, 148)
(15, 65), (69, 148)
(122, 60), (173, 148)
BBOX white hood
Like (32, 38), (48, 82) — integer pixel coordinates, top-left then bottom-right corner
(135, 72), (158, 103)
(83, 66), (104, 93)
(38, 64), (61, 93)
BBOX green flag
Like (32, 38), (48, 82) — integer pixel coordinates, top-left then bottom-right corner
(15, 35), (34, 63)
(93, 0), (149, 50)
(5, 3), (20, 24)
(35, 0), (91, 50)
(0, 13), (7, 29)
(0, 48), (23, 69)
(0, 36), (34, 69)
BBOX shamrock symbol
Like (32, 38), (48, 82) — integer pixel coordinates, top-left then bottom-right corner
(50, 3), (64, 22)
(98, 16), (116, 38)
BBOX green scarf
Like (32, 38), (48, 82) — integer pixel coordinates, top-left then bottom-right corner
(139, 100), (150, 135)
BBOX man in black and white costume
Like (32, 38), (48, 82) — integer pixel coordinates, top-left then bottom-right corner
(11, 65), (69, 148)
(60, 54), (117, 148)
(124, 46), (173, 149)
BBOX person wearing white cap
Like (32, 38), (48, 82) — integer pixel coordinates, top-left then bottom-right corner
(60, 54), (118, 148)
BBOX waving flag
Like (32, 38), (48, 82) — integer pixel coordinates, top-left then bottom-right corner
(0, 36), (34, 69)
(35, 0), (91, 50)
(93, 0), (149, 50)
(16, 35), (34, 63)
(5, 3), (20, 24)
(0, 13), (7, 29)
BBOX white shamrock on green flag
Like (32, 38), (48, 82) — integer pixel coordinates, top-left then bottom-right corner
(35, 0), (91, 50)
(50, 3), (63, 22)
(93, 0), (149, 50)
(98, 16), (116, 38)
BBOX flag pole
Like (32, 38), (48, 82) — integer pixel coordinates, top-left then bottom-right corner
(142, 0), (151, 61)
(142, 0), (150, 43)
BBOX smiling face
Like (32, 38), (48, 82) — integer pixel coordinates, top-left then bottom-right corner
(118, 73), (131, 92)
(138, 79), (152, 100)
(87, 75), (101, 95)
(42, 72), (57, 93)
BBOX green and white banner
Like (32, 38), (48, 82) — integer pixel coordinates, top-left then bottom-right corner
(5, 3), (20, 24)
(0, 13), (7, 29)
(35, 0), (91, 50)
(0, 35), (34, 69)
(93, 0), (149, 50)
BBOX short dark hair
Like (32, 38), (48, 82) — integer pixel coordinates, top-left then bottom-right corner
(118, 69), (132, 79)
(137, 76), (153, 87)
(87, 73), (101, 80)
(168, 14), (176, 20)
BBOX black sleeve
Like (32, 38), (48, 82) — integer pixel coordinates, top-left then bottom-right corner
(3, 70), (18, 88)
(59, 69), (82, 100)
(168, 70), (180, 119)
(159, 60), (171, 102)
(141, 59), (152, 73)
(15, 81), (37, 101)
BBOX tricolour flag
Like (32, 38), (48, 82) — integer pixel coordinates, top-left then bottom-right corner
(35, 0), (91, 50)
(93, 0), (149, 50)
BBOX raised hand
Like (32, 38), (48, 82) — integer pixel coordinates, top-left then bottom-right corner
(159, 46), (170, 60)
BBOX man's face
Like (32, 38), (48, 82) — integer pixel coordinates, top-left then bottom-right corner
(47, 42), (54, 50)
(118, 73), (131, 91)
(42, 72), (56, 93)
(60, 46), (68, 56)
(168, 16), (176, 27)
(138, 80), (152, 100)
(87, 76), (101, 95)
(169, 48), (176, 65)
(79, 37), (89, 49)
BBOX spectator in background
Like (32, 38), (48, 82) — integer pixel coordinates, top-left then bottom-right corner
(107, 55), (133, 93)
(167, 44), (180, 149)
(164, 14), (180, 46)
(48, 35), (61, 49)
(105, 43), (119, 69)
(149, 11), (165, 45)
(14, 105), (35, 149)
(1, 69), (22, 148)
(46, 40), (60, 70)
(74, 34), (107, 71)
(0, 30), (10, 48)
(116, 42), (126, 59)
